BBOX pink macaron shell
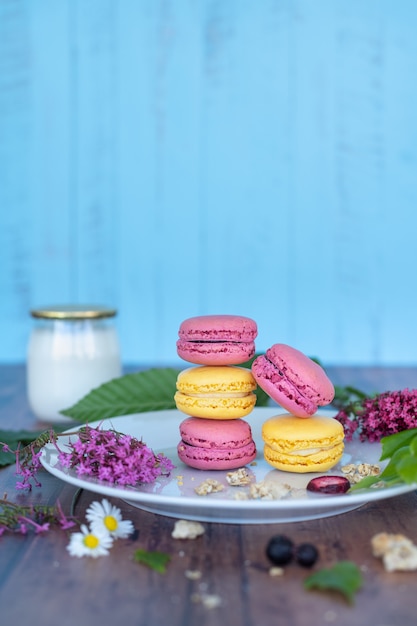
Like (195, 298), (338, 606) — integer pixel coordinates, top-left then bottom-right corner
(179, 417), (254, 449)
(178, 315), (258, 343)
(176, 338), (255, 365)
(252, 345), (335, 418)
(266, 344), (334, 404)
(252, 355), (316, 417)
(177, 440), (257, 470)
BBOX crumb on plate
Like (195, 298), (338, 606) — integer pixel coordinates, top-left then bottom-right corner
(341, 462), (380, 484)
(226, 467), (252, 486)
(194, 479), (224, 496)
(249, 480), (291, 500)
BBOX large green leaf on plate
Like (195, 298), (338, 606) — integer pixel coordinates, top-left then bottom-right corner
(60, 361), (271, 423)
(60, 368), (180, 422)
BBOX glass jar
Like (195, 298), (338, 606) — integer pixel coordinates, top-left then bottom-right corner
(27, 305), (122, 423)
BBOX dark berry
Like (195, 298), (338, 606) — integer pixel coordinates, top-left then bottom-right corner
(295, 543), (319, 567)
(306, 475), (350, 495)
(266, 535), (294, 566)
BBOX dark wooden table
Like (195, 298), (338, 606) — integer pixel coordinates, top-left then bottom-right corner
(1, 364), (417, 626)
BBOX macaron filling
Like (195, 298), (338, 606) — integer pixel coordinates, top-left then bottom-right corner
(177, 339), (255, 352)
(177, 440), (257, 470)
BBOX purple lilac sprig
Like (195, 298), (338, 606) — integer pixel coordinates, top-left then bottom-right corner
(2, 430), (56, 490)
(0, 497), (77, 536)
(2, 425), (175, 491)
(334, 388), (417, 442)
(55, 425), (175, 486)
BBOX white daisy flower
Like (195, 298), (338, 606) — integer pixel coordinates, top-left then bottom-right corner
(67, 524), (113, 558)
(86, 499), (134, 539)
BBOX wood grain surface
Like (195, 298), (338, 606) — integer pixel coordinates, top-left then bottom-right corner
(1, 364), (416, 626)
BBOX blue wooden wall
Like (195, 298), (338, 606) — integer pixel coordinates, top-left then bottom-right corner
(1, 0), (417, 366)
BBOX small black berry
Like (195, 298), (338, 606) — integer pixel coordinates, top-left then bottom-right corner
(295, 542), (319, 567)
(266, 535), (294, 566)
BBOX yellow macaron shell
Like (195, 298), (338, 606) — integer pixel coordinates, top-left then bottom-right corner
(174, 365), (257, 419)
(262, 413), (345, 473)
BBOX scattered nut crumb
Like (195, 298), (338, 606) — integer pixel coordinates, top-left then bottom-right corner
(172, 519), (205, 539)
(324, 610), (338, 622)
(233, 491), (249, 500)
(269, 566), (284, 577)
(226, 468), (252, 486)
(185, 569), (202, 580)
(191, 593), (222, 609)
(194, 479), (224, 496)
(249, 480), (291, 500)
(371, 532), (417, 571)
(342, 463), (380, 484)
(286, 487), (306, 499)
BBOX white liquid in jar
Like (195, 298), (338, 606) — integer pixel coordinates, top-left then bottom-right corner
(27, 320), (122, 423)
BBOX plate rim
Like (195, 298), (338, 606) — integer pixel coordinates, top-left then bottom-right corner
(40, 407), (417, 522)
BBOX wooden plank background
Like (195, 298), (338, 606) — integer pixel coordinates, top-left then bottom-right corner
(1, 0), (417, 366)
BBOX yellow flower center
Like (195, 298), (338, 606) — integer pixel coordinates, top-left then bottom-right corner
(104, 515), (118, 532)
(84, 534), (99, 549)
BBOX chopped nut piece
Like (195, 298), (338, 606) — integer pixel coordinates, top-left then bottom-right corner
(233, 491), (249, 500)
(371, 532), (417, 571)
(249, 480), (291, 500)
(185, 569), (202, 580)
(194, 479), (224, 496)
(191, 593), (222, 609)
(172, 519), (205, 539)
(269, 566), (284, 576)
(226, 467), (252, 486)
(341, 462), (380, 484)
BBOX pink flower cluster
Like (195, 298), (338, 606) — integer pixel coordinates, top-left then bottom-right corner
(56, 425), (175, 486)
(1, 440), (45, 490)
(335, 388), (417, 442)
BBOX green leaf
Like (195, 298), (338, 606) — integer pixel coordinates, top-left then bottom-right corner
(396, 453), (417, 483)
(410, 436), (417, 456)
(60, 361), (271, 422)
(379, 428), (417, 461)
(133, 549), (171, 573)
(331, 384), (371, 411)
(60, 368), (180, 422)
(0, 429), (50, 467)
(304, 561), (363, 604)
(350, 452), (409, 491)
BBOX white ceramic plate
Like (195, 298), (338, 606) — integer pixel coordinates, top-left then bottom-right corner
(40, 407), (416, 524)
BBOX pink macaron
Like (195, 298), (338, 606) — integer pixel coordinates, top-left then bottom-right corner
(177, 417), (257, 470)
(252, 343), (335, 418)
(176, 314), (257, 365)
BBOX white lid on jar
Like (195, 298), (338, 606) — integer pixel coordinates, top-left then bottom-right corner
(30, 305), (118, 320)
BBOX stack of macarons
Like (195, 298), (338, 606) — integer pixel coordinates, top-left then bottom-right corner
(251, 343), (344, 473)
(174, 315), (258, 470)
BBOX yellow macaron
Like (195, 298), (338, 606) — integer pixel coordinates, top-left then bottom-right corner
(174, 365), (257, 419)
(262, 413), (344, 473)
